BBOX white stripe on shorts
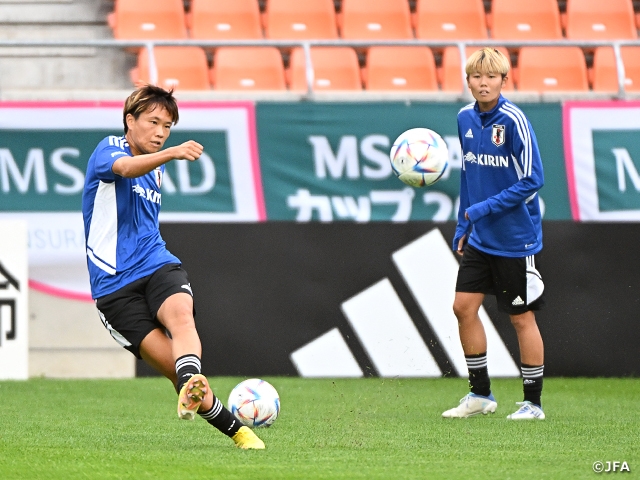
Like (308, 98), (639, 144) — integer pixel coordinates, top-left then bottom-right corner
(526, 255), (544, 305)
(96, 306), (132, 348)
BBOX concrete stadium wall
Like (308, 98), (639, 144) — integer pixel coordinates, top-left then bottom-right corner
(29, 289), (134, 378)
(0, 0), (132, 91)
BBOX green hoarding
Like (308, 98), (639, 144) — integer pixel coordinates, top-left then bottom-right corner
(0, 129), (104, 211)
(256, 101), (571, 221)
(0, 103), (262, 221)
(0, 101), (571, 220)
(593, 130), (640, 212)
(0, 129), (234, 213)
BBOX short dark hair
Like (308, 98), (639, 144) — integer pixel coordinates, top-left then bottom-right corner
(123, 84), (179, 134)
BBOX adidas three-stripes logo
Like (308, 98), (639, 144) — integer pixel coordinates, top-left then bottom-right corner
(290, 229), (519, 379)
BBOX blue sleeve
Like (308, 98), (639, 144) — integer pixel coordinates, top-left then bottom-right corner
(93, 139), (129, 182)
(453, 118), (472, 251)
(466, 118), (544, 224)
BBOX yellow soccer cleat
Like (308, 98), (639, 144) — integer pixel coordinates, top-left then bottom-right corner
(177, 373), (209, 420)
(232, 426), (265, 450)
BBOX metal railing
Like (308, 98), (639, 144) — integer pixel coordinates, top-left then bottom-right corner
(1, 38), (639, 99)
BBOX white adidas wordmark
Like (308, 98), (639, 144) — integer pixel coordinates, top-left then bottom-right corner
(512, 296), (525, 306)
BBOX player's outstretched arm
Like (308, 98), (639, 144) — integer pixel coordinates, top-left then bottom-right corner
(113, 140), (203, 178)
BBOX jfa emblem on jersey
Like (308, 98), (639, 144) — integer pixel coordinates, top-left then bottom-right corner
(154, 168), (162, 188)
(492, 124), (506, 147)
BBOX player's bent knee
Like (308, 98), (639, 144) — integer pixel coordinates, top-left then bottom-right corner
(509, 310), (536, 329)
(165, 314), (197, 336)
(157, 293), (194, 328)
(453, 302), (476, 322)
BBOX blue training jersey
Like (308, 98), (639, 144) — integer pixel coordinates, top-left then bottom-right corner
(454, 95), (544, 257)
(82, 135), (180, 299)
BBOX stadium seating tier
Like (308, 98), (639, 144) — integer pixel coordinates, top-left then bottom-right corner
(212, 47), (287, 90)
(131, 46), (210, 90)
(108, 0), (188, 40)
(365, 46), (438, 90)
(188, 0), (263, 40)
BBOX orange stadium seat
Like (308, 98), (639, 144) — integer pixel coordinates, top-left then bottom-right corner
(340, 0), (413, 40)
(440, 46), (514, 92)
(490, 0), (562, 40)
(364, 46), (438, 90)
(565, 0), (636, 40)
(591, 46), (640, 92)
(264, 0), (338, 39)
(517, 47), (589, 92)
(188, 0), (262, 40)
(211, 47), (286, 90)
(108, 0), (187, 40)
(131, 47), (210, 90)
(288, 47), (361, 91)
(414, 0), (487, 40)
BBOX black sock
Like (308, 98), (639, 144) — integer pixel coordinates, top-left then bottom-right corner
(466, 353), (491, 397)
(200, 397), (241, 437)
(175, 354), (201, 392)
(522, 364), (544, 407)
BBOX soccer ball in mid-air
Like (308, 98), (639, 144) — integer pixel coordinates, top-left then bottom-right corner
(389, 127), (449, 187)
(228, 378), (280, 428)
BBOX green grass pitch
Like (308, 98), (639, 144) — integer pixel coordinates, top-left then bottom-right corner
(0, 377), (638, 479)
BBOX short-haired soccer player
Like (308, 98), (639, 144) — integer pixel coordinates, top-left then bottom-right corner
(82, 85), (266, 447)
(442, 48), (546, 420)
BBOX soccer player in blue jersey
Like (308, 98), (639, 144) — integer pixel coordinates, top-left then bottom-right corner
(441, 48), (546, 420)
(82, 85), (265, 448)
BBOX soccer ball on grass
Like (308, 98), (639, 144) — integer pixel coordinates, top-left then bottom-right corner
(389, 127), (449, 187)
(228, 378), (280, 428)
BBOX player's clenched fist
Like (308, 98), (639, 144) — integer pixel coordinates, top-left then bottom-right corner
(172, 140), (203, 161)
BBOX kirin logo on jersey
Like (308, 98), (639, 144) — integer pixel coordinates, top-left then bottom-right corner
(132, 184), (161, 205)
(463, 152), (509, 168)
(492, 124), (505, 147)
(463, 152), (477, 163)
(154, 167), (162, 188)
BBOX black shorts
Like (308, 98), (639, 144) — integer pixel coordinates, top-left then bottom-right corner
(95, 263), (195, 359)
(455, 245), (545, 315)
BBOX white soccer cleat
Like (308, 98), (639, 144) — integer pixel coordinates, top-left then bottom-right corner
(506, 401), (545, 420)
(442, 393), (497, 418)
